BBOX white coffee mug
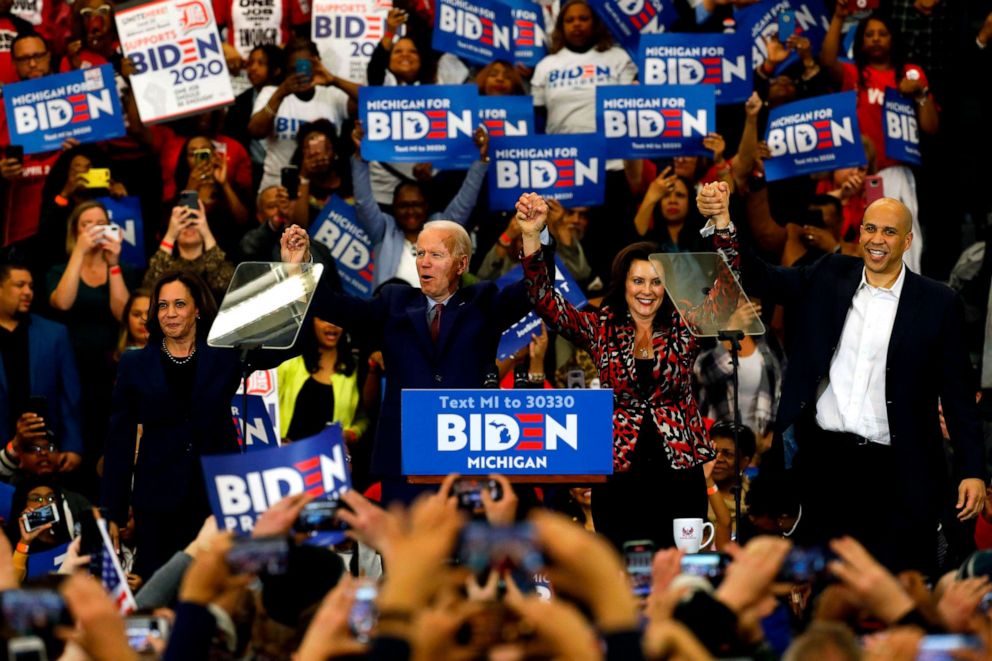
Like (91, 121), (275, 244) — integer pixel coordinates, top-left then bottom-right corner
(673, 518), (715, 553)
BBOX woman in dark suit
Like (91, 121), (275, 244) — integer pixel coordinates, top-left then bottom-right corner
(102, 229), (309, 578)
(517, 185), (738, 550)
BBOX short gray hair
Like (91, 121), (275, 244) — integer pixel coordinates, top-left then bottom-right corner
(422, 220), (472, 260)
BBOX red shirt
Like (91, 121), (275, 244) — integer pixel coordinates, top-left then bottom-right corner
(151, 125), (253, 202)
(0, 107), (59, 245)
(0, 17), (21, 85)
(840, 62), (930, 171)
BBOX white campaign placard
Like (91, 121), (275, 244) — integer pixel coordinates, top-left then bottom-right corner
(312, 0), (392, 84)
(116, 0), (235, 124)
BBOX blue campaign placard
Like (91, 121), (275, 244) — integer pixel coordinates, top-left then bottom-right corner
(0, 481), (14, 521)
(96, 196), (145, 268)
(202, 426), (351, 534)
(480, 96), (533, 139)
(597, 84), (714, 159)
(495, 256), (587, 360)
(231, 394), (278, 452)
(401, 389), (614, 476)
(883, 88), (921, 166)
(763, 91), (864, 181)
(309, 196), (374, 299)
(26, 543), (71, 579)
(505, 0), (547, 67)
(587, 0), (678, 56)
(488, 133), (606, 210)
(3, 64), (125, 154)
(359, 84), (479, 164)
(433, 0), (514, 65)
(638, 33), (752, 104)
(735, 0), (830, 75)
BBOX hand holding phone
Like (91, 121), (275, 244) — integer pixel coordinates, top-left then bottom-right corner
(864, 175), (884, 205)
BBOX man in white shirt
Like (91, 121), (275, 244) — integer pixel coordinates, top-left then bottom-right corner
(749, 197), (986, 574)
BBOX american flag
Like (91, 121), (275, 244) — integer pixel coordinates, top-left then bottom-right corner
(97, 519), (136, 614)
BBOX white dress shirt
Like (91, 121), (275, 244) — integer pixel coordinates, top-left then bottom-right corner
(815, 266), (906, 444)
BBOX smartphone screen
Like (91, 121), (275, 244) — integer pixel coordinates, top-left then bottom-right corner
(226, 536), (290, 575)
(348, 581), (378, 643)
(452, 479), (502, 511)
(23, 504), (59, 532)
(680, 552), (731, 581)
(5, 145), (24, 163)
(294, 499), (347, 534)
(777, 10), (797, 40)
(623, 540), (654, 597)
(177, 190), (199, 211)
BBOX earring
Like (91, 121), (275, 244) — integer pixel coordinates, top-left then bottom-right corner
(196, 314), (201, 320)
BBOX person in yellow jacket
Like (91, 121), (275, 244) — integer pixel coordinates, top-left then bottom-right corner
(277, 318), (368, 447)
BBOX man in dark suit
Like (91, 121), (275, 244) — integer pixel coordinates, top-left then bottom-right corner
(306, 220), (538, 502)
(748, 197), (986, 574)
(0, 260), (82, 473)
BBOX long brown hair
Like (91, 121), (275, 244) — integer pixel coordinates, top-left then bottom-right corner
(601, 241), (672, 328)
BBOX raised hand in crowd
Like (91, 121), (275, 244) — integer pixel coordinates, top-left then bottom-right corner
(383, 7), (408, 49)
(296, 575), (369, 661)
(0, 153), (22, 182)
(715, 536), (792, 617)
(60, 574), (139, 661)
(516, 192), (549, 256)
(697, 181), (731, 227)
(502, 586), (602, 661)
(252, 492), (313, 538)
(979, 12), (992, 47)
(338, 488), (402, 563)
(481, 473), (518, 526)
(474, 126), (490, 162)
(936, 575), (989, 633)
(351, 119), (365, 160)
(280, 223), (311, 263)
(828, 536), (916, 624)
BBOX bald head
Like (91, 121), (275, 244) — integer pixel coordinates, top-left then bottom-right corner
(860, 196), (913, 286)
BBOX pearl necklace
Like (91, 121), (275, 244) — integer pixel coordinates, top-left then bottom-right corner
(162, 338), (196, 365)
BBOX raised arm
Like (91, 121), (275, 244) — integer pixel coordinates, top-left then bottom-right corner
(439, 128), (490, 226)
(820, 3), (850, 85)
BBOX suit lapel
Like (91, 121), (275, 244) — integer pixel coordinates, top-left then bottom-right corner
(829, 261), (864, 345)
(436, 290), (466, 355)
(886, 269), (921, 363)
(405, 296), (434, 357)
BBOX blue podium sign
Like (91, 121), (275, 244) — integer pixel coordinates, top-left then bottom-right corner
(401, 389), (614, 476)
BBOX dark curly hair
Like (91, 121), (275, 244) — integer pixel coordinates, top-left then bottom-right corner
(144, 271), (218, 344)
(550, 0), (615, 54)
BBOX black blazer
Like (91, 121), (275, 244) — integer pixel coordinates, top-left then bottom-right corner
(745, 251), (986, 520)
(311, 279), (534, 477)
(101, 340), (286, 524)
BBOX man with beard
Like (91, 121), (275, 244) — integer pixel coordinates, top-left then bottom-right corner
(0, 259), (82, 475)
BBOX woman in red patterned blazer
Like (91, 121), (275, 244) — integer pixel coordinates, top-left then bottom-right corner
(517, 184), (738, 549)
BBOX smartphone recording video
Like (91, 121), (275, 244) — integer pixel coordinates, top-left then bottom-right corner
(293, 499), (348, 534)
(226, 536), (290, 575)
(623, 540), (654, 597)
(452, 478), (502, 512)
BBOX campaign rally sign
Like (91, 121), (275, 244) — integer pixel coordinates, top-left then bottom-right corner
(0, 481), (13, 521)
(26, 543), (70, 579)
(488, 133), (606, 210)
(505, 0), (546, 67)
(401, 389), (613, 475)
(359, 84), (479, 164)
(202, 426), (351, 534)
(433, 0), (514, 65)
(231, 394), (278, 452)
(496, 256), (586, 360)
(638, 33), (752, 104)
(883, 88), (921, 166)
(735, 0), (830, 73)
(587, 0), (678, 55)
(3, 65), (125, 154)
(116, 0), (235, 124)
(597, 84), (714, 159)
(480, 96), (533, 138)
(313, 0), (393, 83)
(763, 91), (864, 181)
(96, 196), (146, 268)
(310, 196), (374, 299)
(235, 369), (280, 438)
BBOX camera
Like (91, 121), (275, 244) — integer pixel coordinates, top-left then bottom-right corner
(455, 522), (544, 574)
(193, 148), (212, 165)
(125, 615), (170, 653)
(348, 580), (378, 643)
(293, 499), (348, 534)
(452, 478), (502, 511)
(226, 536), (290, 575)
(94, 225), (121, 243)
(79, 168), (111, 189)
(22, 504), (59, 533)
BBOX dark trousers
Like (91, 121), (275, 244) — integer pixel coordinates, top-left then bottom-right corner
(592, 434), (707, 551)
(793, 418), (936, 575)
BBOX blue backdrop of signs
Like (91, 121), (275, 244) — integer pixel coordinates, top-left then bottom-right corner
(359, 84), (478, 164)
(26, 543), (70, 579)
(763, 91), (864, 181)
(310, 196), (374, 299)
(401, 389), (613, 475)
(231, 394), (278, 452)
(587, 0), (678, 56)
(735, 0), (830, 74)
(496, 256), (586, 360)
(433, 0), (514, 65)
(505, 0), (547, 66)
(3, 65), (125, 154)
(0, 481), (13, 522)
(597, 84), (714, 159)
(480, 96), (533, 138)
(488, 133), (606, 210)
(202, 426), (351, 535)
(638, 33), (752, 104)
(96, 196), (146, 268)
(883, 88), (921, 166)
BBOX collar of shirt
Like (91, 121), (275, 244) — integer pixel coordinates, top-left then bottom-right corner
(857, 264), (907, 300)
(426, 292), (455, 312)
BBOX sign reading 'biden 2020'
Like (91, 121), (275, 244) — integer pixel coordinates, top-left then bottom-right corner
(3, 65), (125, 154)
(433, 0), (514, 65)
(763, 91), (864, 182)
(202, 426), (350, 534)
(597, 84), (714, 159)
(638, 33), (752, 104)
(359, 84), (478, 164)
(401, 389), (613, 475)
(488, 134), (606, 210)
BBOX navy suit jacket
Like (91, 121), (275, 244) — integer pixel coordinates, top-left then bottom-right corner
(101, 339), (288, 524)
(745, 252), (986, 521)
(311, 279), (535, 476)
(0, 315), (82, 455)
